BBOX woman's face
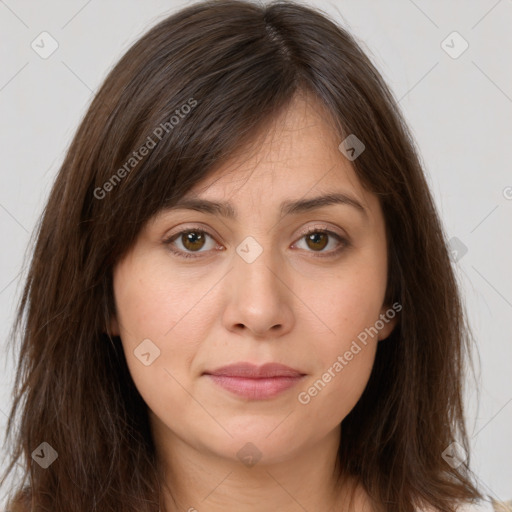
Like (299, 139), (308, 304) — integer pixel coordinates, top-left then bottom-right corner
(111, 94), (396, 467)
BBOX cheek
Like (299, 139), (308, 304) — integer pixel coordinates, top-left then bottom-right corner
(300, 345), (377, 429)
(113, 255), (213, 341)
(293, 248), (386, 418)
(112, 256), (218, 406)
(296, 287), (380, 427)
(112, 257), (246, 452)
(301, 249), (388, 344)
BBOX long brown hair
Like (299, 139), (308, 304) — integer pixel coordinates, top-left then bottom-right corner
(1, 0), (483, 510)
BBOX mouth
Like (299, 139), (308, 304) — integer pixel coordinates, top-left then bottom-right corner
(203, 362), (306, 400)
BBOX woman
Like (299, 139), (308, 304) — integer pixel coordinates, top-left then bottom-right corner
(1, 0), (499, 510)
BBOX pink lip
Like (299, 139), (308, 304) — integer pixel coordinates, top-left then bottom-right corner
(203, 362), (306, 400)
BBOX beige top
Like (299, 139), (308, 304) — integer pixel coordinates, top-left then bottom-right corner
(419, 499), (512, 512)
(456, 500), (512, 512)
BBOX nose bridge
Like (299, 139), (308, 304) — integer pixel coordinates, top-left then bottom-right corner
(234, 233), (280, 302)
(224, 233), (292, 336)
(239, 238), (273, 283)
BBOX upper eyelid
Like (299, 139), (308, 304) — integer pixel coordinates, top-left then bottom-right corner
(164, 222), (346, 241)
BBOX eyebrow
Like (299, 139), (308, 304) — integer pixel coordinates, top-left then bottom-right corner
(165, 192), (367, 219)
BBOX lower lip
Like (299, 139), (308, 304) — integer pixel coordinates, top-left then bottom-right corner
(205, 374), (304, 400)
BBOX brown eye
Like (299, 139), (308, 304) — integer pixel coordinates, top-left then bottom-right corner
(164, 228), (218, 259)
(294, 228), (348, 258)
(181, 231), (207, 251)
(305, 232), (329, 251)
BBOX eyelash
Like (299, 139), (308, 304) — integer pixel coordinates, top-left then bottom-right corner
(163, 225), (349, 260)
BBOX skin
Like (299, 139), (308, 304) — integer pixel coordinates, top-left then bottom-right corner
(111, 92), (397, 512)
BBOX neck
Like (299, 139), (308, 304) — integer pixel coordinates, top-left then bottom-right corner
(151, 415), (367, 512)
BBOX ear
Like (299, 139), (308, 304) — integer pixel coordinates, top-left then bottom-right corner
(377, 302), (401, 341)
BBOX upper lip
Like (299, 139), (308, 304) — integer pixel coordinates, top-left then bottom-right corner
(204, 362), (305, 378)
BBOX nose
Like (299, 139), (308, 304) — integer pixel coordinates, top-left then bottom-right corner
(221, 239), (294, 339)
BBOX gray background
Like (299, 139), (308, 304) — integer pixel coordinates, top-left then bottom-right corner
(1, 0), (511, 506)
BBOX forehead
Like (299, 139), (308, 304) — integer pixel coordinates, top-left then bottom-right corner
(182, 93), (372, 213)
